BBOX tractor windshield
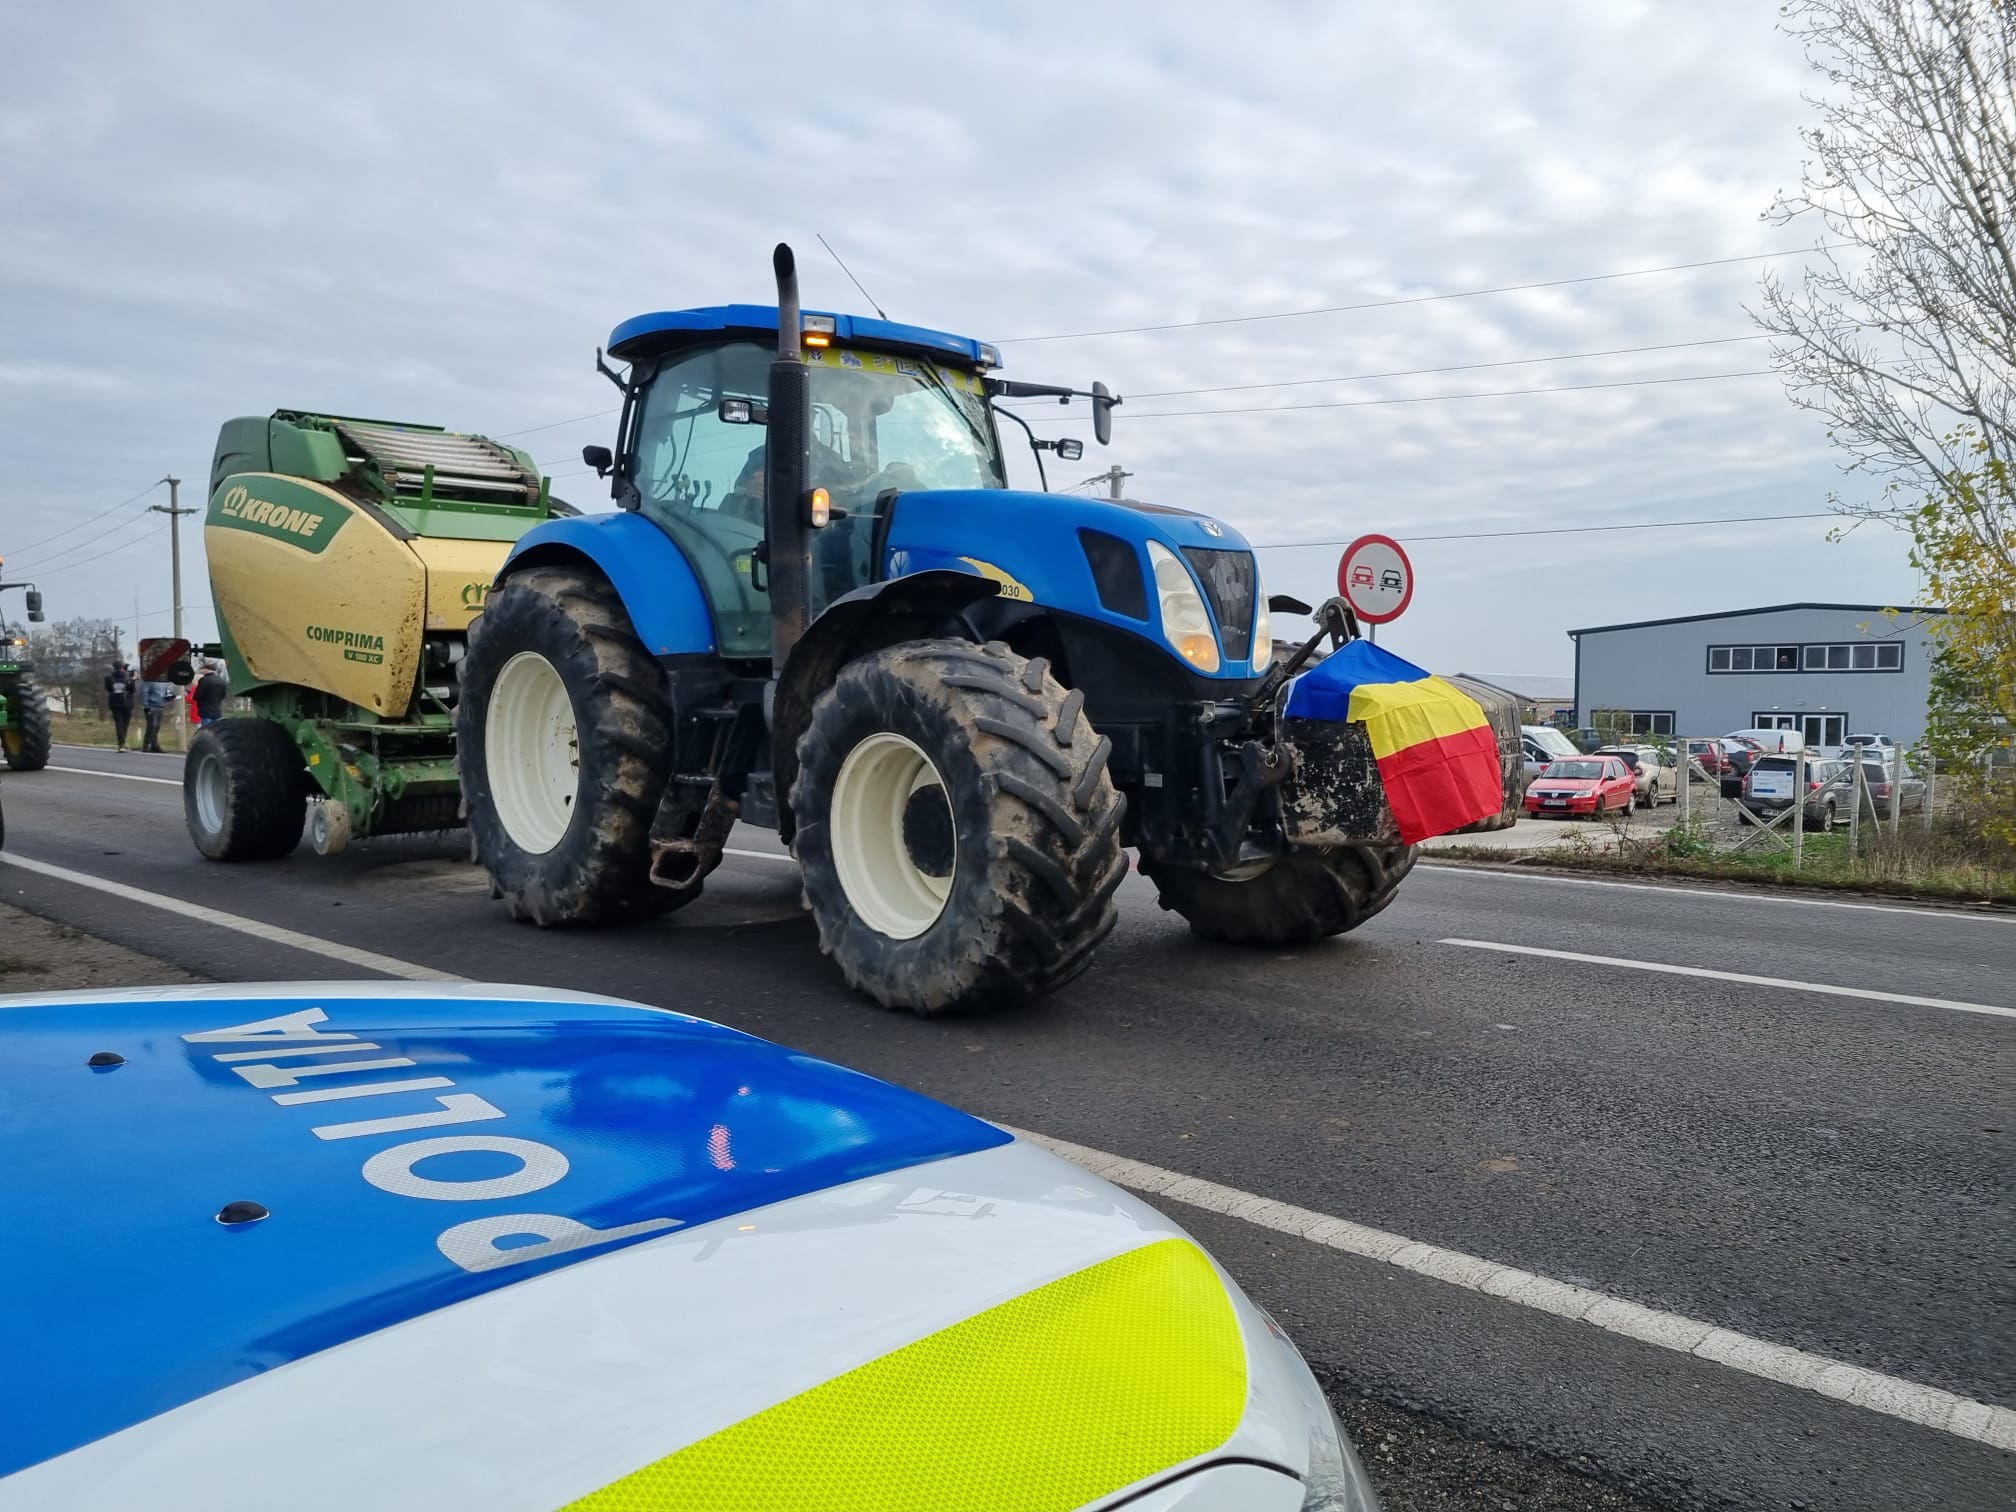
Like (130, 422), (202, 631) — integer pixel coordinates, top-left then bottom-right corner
(629, 340), (1005, 658)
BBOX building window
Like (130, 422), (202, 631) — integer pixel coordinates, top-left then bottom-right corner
(1708, 640), (1904, 673)
(1755, 712), (1847, 746)
(1593, 708), (1674, 736)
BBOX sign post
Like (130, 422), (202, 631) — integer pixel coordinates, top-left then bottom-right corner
(1337, 534), (1414, 641)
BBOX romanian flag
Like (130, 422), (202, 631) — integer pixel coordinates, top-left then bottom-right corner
(1283, 639), (1502, 844)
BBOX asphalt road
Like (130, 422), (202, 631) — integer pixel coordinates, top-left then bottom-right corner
(5, 746), (2012, 1511)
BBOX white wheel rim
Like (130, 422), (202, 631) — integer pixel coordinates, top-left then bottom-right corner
(830, 732), (954, 939)
(193, 750), (227, 835)
(485, 651), (579, 855)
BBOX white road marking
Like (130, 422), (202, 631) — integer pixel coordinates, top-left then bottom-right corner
(47, 765), (180, 787)
(0, 853), (464, 983)
(1008, 1126), (2016, 1452)
(1441, 937), (2016, 1021)
(5, 850), (2009, 1449)
(725, 847), (793, 864)
(1423, 861), (2014, 924)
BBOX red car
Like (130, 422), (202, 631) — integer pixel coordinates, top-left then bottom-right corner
(1524, 755), (1638, 817)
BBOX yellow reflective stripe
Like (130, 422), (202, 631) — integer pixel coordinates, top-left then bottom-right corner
(562, 1238), (1246, 1512)
(1347, 674), (1490, 761)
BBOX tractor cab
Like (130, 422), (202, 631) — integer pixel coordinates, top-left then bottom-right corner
(603, 308), (1011, 657)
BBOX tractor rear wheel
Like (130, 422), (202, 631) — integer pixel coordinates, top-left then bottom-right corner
(1142, 843), (1415, 946)
(791, 639), (1127, 1014)
(2, 678), (52, 771)
(457, 566), (684, 925)
(185, 718), (310, 860)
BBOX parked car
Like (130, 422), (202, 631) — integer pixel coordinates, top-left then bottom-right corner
(1525, 755), (1638, 817)
(1725, 727), (1807, 754)
(1685, 738), (1733, 779)
(1565, 726), (1607, 754)
(1741, 754), (1925, 830)
(1841, 732), (1895, 750)
(1593, 745), (1673, 806)
(1716, 736), (1764, 798)
(1520, 724), (1581, 785)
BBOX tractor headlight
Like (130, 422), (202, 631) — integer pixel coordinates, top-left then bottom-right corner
(1147, 541), (1220, 673)
(1252, 576), (1272, 669)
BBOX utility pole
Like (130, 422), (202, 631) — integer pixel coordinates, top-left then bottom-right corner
(1100, 464), (1133, 500)
(150, 476), (197, 751)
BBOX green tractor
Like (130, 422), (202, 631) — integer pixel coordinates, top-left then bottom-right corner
(0, 580), (51, 773)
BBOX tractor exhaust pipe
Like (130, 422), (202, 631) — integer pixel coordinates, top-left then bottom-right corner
(765, 242), (814, 667)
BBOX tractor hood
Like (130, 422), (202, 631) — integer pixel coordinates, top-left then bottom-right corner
(882, 488), (1267, 680)
(0, 983), (1356, 1512)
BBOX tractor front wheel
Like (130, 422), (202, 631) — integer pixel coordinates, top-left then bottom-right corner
(1142, 844), (1415, 946)
(792, 639), (1127, 1014)
(1, 678), (52, 771)
(458, 566), (685, 925)
(185, 718), (310, 861)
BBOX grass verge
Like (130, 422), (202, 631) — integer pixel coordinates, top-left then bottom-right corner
(1430, 822), (2016, 906)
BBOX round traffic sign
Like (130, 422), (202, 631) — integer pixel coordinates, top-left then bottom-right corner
(1337, 534), (1413, 624)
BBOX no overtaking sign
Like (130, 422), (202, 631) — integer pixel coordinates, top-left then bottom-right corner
(1337, 534), (1413, 625)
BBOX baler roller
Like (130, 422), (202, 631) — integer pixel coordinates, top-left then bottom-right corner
(336, 421), (542, 502)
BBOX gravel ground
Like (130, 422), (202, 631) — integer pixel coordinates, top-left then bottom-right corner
(0, 898), (206, 990)
(1335, 1392), (1666, 1512)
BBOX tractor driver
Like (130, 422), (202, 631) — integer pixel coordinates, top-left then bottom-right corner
(723, 445), (766, 526)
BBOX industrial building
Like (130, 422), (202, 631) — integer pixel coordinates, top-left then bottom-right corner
(1569, 602), (1943, 747)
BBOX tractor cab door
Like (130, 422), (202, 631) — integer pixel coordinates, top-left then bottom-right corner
(629, 342), (778, 660)
(629, 341), (887, 659)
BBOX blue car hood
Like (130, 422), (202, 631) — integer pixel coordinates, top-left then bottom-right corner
(0, 986), (1006, 1476)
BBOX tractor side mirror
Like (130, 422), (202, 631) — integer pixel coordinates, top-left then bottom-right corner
(718, 399), (769, 426)
(581, 445), (614, 478)
(1091, 382), (1116, 446)
(1054, 438), (1084, 462)
(1268, 593), (1313, 616)
(25, 590), (43, 622)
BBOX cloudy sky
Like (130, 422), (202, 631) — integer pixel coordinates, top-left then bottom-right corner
(1, 1), (1917, 678)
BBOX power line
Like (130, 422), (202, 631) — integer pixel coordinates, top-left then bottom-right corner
(25, 508), (172, 575)
(31, 518), (171, 580)
(996, 245), (1846, 344)
(495, 409), (618, 440)
(1250, 510), (1837, 550)
(7, 481), (161, 560)
(1024, 369), (1776, 423)
(1003, 334), (1772, 407)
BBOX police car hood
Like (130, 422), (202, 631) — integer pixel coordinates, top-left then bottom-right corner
(1, 984), (1323, 1512)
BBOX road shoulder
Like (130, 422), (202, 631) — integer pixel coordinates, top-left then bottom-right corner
(0, 899), (205, 992)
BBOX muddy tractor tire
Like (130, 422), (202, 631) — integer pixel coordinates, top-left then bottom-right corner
(1, 678), (52, 772)
(791, 639), (1127, 1015)
(185, 718), (311, 861)
(1142, 843), (1416, 946)
(457, 565), (687, 925)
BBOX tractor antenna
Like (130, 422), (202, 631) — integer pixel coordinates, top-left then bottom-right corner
(816, 234), (888, 319)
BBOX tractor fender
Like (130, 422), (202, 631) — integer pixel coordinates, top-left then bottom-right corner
(770, 570), (1000, 843)
(497, 514), (716, 658)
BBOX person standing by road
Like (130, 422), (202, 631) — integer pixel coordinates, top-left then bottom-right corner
(140, 678), (170, 754)
(103, 661), (136, 753)
(193, 661), (229, 727)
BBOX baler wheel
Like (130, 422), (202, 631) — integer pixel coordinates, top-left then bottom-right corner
(1141, 843), (1416, 945)
(791, 639), (1127, 1014)
(184, 718), (310, 861)
(1, 678), (51, 771)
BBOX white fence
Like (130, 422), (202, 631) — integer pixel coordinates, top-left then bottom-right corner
(1673, 738), (1934, 869)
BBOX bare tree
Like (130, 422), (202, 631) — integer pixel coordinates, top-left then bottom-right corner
(1755, 0), (2014, 553)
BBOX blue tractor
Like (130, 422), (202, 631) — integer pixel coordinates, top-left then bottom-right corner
(456, 246), (1470, 1013)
